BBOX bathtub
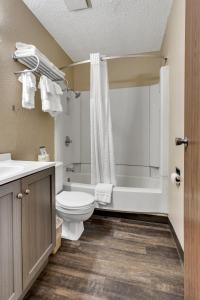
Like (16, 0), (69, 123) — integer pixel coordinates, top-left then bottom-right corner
(64, 172), (168, 214)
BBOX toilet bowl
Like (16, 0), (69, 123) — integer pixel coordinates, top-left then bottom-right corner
(55, 162), (95, 240)
(56, 191), (95, 240)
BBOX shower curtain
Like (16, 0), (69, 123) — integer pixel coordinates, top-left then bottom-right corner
(90, 53), (116, 185)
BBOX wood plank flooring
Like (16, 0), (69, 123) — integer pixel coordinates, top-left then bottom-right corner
(25, 215), (184, 300)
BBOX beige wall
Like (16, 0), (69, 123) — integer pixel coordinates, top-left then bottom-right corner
(73, 56), (162, 91)
(162, 0), (185, 248)
(0, 0), (73, 160)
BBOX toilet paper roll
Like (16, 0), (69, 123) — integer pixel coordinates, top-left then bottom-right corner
(171, 173), (180, 184)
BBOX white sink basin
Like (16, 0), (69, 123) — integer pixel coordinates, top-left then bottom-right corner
(0, 154), (55, 185)
(0, 166), (25, 177)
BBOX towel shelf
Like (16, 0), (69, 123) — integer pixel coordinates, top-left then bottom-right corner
(13, 53), (64, 81)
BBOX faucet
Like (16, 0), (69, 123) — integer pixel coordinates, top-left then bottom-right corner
(66, 165), (75, 172)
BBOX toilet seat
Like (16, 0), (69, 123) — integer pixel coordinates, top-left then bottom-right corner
(56, 191), (94, 210)
(56, 204), (94, 215)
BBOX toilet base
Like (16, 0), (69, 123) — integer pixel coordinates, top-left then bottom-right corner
(61, 221), (84, 240)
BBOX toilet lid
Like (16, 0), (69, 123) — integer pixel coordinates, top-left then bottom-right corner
(56, 191), (94, 209)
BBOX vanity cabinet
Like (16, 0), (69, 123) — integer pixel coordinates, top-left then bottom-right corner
(0, 167), (55, 300)
(21, 168), (55, 291)
(0, 181), (22, 300)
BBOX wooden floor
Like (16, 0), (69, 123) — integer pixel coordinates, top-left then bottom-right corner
(25, 215), (184, 300)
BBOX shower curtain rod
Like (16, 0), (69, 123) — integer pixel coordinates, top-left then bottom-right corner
(60, 52), (166, 69)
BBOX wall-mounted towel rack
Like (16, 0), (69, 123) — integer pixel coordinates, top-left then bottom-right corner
(13, 53), (65, 81)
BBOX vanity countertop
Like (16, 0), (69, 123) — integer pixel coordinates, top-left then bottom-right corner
(0, 153), (55, 185)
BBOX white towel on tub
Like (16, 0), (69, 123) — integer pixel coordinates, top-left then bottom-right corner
(94, 183), (113, 205)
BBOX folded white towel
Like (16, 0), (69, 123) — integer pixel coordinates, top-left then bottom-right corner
(16, 42), (35, 50)
(18, 71), (36, 109)
(94, 183), (113, 205)
(15, 42), (65, 79)
(38, 75), (63, 117)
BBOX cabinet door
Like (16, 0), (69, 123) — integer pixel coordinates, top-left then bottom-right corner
(0, 181), (22, 300)
(21, 168), (55, 290)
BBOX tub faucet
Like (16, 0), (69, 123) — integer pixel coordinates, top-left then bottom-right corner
(66, 166), (75, 172)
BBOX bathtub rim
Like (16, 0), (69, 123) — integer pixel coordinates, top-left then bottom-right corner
(64, 181), (162, 194)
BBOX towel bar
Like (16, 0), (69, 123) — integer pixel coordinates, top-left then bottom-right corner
(13, 53), (65, 81)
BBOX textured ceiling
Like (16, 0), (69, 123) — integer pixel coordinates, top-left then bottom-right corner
(23, 0), (173, 61)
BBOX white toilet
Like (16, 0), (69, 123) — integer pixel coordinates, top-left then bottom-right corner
(55, 162), (95, 240)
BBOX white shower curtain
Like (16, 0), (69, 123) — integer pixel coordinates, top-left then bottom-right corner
(90, 53), (116, 185)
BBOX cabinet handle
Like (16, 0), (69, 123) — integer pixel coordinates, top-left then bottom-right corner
(17, 193), (23, 199)
(25, 189), (30, 195)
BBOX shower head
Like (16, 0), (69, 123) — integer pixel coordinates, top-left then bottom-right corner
(67, 89), (81, 99)
(59, 80), (80, 99)
(74, 92), (81, 98)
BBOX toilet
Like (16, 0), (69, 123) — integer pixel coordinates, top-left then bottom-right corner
(55, 162), (95, 240)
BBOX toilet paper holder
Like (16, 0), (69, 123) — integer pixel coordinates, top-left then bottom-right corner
(172, 167), (181, 186)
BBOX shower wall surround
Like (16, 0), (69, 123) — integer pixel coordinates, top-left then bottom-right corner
(55, 84), (161, 178)
(55, 91), (80, 165)
(55, 82), (169, 213)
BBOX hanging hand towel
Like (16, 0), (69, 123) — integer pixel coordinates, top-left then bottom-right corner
(18, 71), (36, 109)
(52, 82), (63, 112)
(38, 75), (54, 112)
(38, 76), (63, 117)
(48, 82), (63, 117)
(94, 183), (113, 205)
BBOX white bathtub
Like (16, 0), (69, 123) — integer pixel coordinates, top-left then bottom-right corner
(64, 172), (168, 214)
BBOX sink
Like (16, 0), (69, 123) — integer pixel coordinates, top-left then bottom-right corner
(0, 154), (55, 185)
(0, 166), (25, 178)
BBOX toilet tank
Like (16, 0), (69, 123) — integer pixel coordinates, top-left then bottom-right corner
(55, 162), (63, 194)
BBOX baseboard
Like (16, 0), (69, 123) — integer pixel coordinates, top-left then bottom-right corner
(168, 219), (184, 263)
(94, 209), (169, 224)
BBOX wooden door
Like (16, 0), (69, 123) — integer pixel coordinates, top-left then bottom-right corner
(21, 168), (55, 291)
(0, 180), (22, 300)
(185, 0), (200, 299)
